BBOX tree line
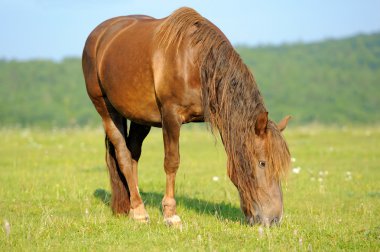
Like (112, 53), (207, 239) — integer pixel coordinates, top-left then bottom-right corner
(0, 32), (379, 128)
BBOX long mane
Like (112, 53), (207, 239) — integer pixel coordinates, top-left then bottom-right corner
(155, 8), (290, 203)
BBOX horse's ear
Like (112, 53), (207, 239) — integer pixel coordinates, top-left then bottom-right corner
(255, 111), (268, 136)
(277, 115), (291, 132)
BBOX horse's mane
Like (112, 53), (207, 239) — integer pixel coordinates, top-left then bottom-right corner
(155, 8), (290, 202)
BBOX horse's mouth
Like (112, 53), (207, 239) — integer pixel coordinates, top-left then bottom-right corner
(246, 215), (280, 227)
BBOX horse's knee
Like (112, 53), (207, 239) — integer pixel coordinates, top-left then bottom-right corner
(164, 156), (180, 173)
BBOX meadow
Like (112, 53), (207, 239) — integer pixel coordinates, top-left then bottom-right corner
(0, 125), (379, 251)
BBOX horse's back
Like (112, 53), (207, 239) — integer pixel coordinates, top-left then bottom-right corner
(83, 15), (163, 125)
(83, 12), (204, 126)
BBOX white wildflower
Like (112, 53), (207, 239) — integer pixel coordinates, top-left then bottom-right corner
(258, 226), (264, 238)
(212, 176), (219, 182)
(292, 167), (301, 174)
(345, 171), (352, 181)
(197, 234), (202, 242)
(3, 219), (10, 237)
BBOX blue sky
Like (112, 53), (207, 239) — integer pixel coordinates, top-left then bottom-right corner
(1, 0), (379, 60)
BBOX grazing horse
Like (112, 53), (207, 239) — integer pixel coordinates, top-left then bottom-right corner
(82, 7), (291, 227)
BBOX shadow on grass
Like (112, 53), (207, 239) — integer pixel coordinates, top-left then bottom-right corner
(93, 188), (243, 222)
(93, 188), (111, 206)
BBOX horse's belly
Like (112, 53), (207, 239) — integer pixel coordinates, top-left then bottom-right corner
(109, 90), (162, 126)
(102, 76), (162, 127)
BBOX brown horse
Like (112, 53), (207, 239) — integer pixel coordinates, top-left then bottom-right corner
(82, 7), (291, 227)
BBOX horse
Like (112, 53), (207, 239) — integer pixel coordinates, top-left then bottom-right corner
(82, 7), (291, 227)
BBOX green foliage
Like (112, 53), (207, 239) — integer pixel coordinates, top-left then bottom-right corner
(0, 127), (379, 250)
(0, 33), (379, 127)
(237, 33), (380, 125)
(0, 58), (98, 127)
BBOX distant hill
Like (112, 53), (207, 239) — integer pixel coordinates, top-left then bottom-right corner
(0, 33), (379, 127)
(0, 58), (92, 127)
(237, 33), (380, 125)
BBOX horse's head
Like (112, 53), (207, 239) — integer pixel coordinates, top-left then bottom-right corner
(228, 112), (291, 227)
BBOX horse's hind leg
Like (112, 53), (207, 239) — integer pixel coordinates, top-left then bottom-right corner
(83, 44), (147, 221)
(126, 122), (151, 191)
(105, 122), (131, 215)
(101, 104), (149, 222)
(89, 95), (149, 221)
(83, 55), (131, 215)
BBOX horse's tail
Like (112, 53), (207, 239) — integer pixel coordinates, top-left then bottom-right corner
(105, 134), (131, 214)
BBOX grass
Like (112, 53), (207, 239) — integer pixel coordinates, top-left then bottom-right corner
(0, 125), (379, 251)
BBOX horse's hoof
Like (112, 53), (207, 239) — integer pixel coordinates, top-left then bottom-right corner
(130, 214), (150, 223)
(164, 215), (182, 228)
(129, 204), (150, 223)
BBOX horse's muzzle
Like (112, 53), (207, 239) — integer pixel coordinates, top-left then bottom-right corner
(247, 215), (281, 227)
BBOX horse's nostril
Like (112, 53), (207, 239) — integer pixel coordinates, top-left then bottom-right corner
(271, 217), (280, 226)
(255, 215), (261, 223)
(246, 215), (262, 226)
(247, 216), (255, 226)
(247, 215), (282, 226)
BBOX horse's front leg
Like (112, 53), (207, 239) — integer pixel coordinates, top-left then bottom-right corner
(161, 107), (182, 227)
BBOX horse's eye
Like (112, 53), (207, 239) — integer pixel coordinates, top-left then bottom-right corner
(259, 161), (266, 168)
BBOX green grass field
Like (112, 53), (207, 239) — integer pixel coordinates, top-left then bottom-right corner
(1, 126), (379, 251)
